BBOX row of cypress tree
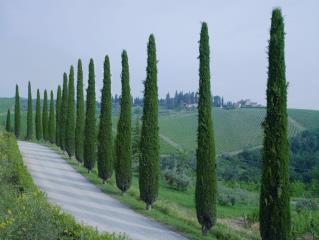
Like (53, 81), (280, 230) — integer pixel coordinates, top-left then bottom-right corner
(7, 8), (290, 239)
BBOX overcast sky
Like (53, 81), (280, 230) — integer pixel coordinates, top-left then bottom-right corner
(0, 0), (318, 109)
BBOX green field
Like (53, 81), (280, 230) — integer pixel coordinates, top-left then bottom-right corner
(158, 107), (319, 154)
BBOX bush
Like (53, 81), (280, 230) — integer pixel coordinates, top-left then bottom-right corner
(162, 169), (190, 191)
(217, 185), (257, 207)
(242, 209), (259, 228)
(295, 199), (318, 213)
(292, 211), (319, 239)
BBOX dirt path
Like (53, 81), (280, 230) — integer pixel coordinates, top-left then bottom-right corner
(18, 141), (187, 240)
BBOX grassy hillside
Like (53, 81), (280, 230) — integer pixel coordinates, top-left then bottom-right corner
(158, 108), (319, 154)
(1, 97), (318, 154)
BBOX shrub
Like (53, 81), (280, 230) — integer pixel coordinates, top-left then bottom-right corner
(295, 199), (318, 213)
(162, 169), (190, 191)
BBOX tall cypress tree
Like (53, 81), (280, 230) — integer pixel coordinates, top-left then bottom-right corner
(35, 89), (42, 140)
(42, 90), (49, 141)
(56, 86), (62, 146)
(115, 51), (132, 193)
(26, 81), (33, 140)
(49, 90), (55, 143)
(5, 109), (11, 132)
(84, 59), (96, 172)
(132, 117), (141, 171)
(75, 59), (85, 163)
(139, 35), (159, 210)
(98, 55), (113, 182)
(66, 66), (75, 157)
(14, 84), (20, 138)
(60, 73), (68, 150)
(260, 9), (290, 240)
(195, 22), (217, 235)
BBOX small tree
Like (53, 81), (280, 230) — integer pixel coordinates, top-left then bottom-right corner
(66, 66), (75, 157)
(260, 9), (291, 240)
(195, 22), (217, 235)
(26, 81), (33, 140)
(49, 90), (55, 143)
(75, 59), (85, 163)
(60, 73), (68, 150)
(139, 35), (160, 210)
(84, 59), (96, 172)
(5, 109), (11, 132)
(14, 84), (20, 138)
(35, 89), (42, 140)
(42, 90), (49, 141)
(98, 55), (113, 182)
(56, 86), (62, 146)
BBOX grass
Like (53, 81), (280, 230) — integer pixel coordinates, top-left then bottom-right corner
(158, 108), (310, 154)
(47, 143), (260, 240)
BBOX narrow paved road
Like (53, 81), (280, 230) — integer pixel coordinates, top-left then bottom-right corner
(18, 141), (187, 240)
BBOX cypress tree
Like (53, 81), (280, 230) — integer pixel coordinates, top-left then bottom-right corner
(49, 90), (55, 143)
(98, 55), (113, 182)
(60, 73), (68, 150)
(84, 59), (96, 172)
(42, 90), (49, 141)
(195, 22), (217, 235)
(5, 109), (11, 132)
(35, 89), (42, 140)
(14, 84), (20, 138)
(139, 35), (159, 210)
(26, 81), (33, 140)
(56, 86), (62, 146)
(260, 9), (290, 240)
(115, 51), (132, 193)
(66, 66), (75, 157)
(75, 59), (85, 162)
(132, 117), (141, 170)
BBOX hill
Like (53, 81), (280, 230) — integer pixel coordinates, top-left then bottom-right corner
(158, 107), (319, 154)
(1, 97), (318, 154)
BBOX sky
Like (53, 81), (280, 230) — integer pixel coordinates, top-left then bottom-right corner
(0, 0), (318, 109)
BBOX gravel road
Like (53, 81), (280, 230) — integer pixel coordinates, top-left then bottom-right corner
(18, 141), (187, 240)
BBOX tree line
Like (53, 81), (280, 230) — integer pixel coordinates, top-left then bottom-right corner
(7, 9), (291, 239)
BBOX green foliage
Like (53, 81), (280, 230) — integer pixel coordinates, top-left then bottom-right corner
(260, 9), (291, 240)
(5, 109), (11, 132)
(49, 91), (55, 143)
(75, 59), (85, 163)
(35, 89), (42, 140)
(84, 59), (96, 171)
(195, 22), (217, 234)
(162, 169), (190, 191)
(14, 85), (20, 138)
(98, 56), (113, 182)
(56, 86), (62, 147)
(139, 35), (160, 209)
(26, 82), (32, 140)
(115, 51), (132, 192)
(42, 90), (49, 141)
(66, 66), (75, 157)
(60, 73), (68, 150)
(291, 211), (319, 239)
(242, 209), (259, 228)
(295, 199), (318, 213)
(132, 117), (141, 171)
